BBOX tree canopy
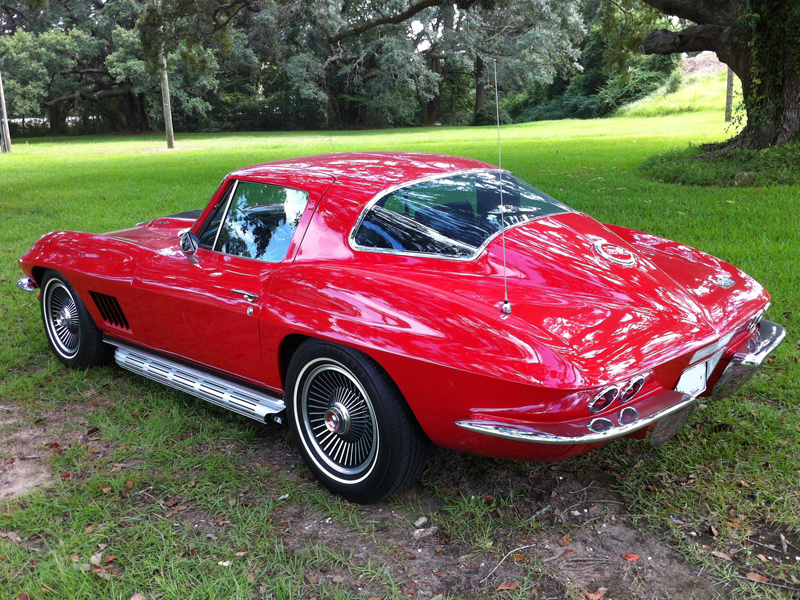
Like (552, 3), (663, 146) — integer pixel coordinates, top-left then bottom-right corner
(0, 0), (587, 132)
(1, 0), (798, 147)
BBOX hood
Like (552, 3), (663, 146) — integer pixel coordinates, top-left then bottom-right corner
(104, 216), (194, 253)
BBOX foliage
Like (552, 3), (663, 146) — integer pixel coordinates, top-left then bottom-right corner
(506, 52), (678, 122)
(598, 0), (680, 78)
(1, 0), (585, 133)
(0, 30), (76, 115)
(503, 0), (679, 124)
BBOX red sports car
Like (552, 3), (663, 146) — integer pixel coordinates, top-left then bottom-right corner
(17, 152), (785, 502)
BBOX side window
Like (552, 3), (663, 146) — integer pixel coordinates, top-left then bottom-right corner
(201, 181), (310, 262)
(197, 184), (235, 249)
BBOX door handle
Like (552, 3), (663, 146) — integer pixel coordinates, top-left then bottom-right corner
(231, 289), (259, 302)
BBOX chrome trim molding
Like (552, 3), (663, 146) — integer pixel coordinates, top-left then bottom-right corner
(17, 276), (36, 292)
(588, 418), (614, 433)
(110, 342), (284, 422)
(620, 375), (646, 403)
(589, 385), (619, 413)
(455, 393), (696, 445)
(212, 179), (238, 252)
(347, 168), (574, 262)
(619, 406), (639, 425)
(710, 319), (786, 400)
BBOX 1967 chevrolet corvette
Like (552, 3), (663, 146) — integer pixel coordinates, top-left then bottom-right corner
(18, 152), (785, 502)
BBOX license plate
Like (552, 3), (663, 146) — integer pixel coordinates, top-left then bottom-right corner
(676, 350), (724, 398)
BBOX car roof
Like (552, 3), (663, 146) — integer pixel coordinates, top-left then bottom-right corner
(230, 152), (497, 200)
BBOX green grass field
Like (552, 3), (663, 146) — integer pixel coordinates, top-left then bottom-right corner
(617, 69), (741, 119)
(1, 107), (798, 599)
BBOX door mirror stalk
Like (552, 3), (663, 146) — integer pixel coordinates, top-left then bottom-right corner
(180, 231), (200, 264)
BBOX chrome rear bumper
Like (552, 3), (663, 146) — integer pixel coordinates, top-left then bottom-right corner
(455, 319), (785, 447)
(455, 392), (695, 445)
(710, 319), (786, 400)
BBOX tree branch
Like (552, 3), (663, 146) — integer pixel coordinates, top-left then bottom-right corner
(60, 69), (111, 76)
(44, 87), (132, 107)
(328, 0), (477, 45)
(1, 3), (32, 26)
(639, 0), (745, 26)
(642, 24), (726, 55)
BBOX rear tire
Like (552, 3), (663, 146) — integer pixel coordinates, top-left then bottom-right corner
(286, 339), (429, 503)
(40, 270), (111, 368)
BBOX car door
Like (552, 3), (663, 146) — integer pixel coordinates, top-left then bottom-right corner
(133, 174), (333, 386)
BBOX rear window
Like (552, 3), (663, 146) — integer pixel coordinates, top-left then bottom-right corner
(352, 171), (571, 258)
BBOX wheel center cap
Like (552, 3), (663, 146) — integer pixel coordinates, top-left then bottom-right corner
(56, 307), (72, 329)
(324, 402), (351, 435)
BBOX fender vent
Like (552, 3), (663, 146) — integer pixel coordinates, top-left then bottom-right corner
(89, 291), (130, 330)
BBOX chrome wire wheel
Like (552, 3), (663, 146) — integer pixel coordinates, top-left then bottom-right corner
(298, 359), (379, 483)
(43, 279), (81, 359)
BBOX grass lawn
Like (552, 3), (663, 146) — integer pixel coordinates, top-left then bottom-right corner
(1, 108), (798, 599)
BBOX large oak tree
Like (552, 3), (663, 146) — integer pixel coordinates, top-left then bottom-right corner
(640, 0), (799, 149)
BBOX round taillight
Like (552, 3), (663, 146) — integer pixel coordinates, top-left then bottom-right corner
(619, 376), (645, 404)
(589, 387), (619, 414)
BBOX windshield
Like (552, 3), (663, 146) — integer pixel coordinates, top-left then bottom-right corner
(352, 171), (571, 258)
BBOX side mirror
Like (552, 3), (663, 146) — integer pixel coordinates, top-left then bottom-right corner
(180, 231), (200, 264)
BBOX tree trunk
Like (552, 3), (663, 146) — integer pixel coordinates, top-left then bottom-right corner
(644, 25), (799, 149)
(474, 55), (485, 114)
(640, 0), (800, 150)
(724, 66), (734, 122)
(720, 35), (799, 149)
(116, 92), (153, 131)
(48, 102), (67, 135)
(422, 95), (441, 126)
(421, 56), (443, 126)
(0, 68), (11, 153)
(159, 48), (175, 149)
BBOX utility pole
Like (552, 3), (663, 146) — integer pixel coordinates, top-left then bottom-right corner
(155, 0), (174, 150)
(0, 68), (11, 154)
(159, 46), (175, 149)
(724, 66), (734, 123)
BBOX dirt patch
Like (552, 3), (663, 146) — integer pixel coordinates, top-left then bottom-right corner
(0, 402), (99, 499)
(231, 433), (723, 599)
(0, 457), (50, 498)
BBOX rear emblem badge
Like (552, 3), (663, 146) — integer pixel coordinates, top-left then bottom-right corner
(593, 241), (637, 267)
(713, 274), (736, 289)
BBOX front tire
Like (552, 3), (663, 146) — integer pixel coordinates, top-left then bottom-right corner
(40, 270), (110, 368)
(286, 340), (429, 503)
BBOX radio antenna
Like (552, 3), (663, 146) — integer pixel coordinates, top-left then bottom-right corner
(494, 59), (512, 315)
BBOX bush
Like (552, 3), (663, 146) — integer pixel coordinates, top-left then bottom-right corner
(506, 54), (679, 124)
(471, 101), (512, 126)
